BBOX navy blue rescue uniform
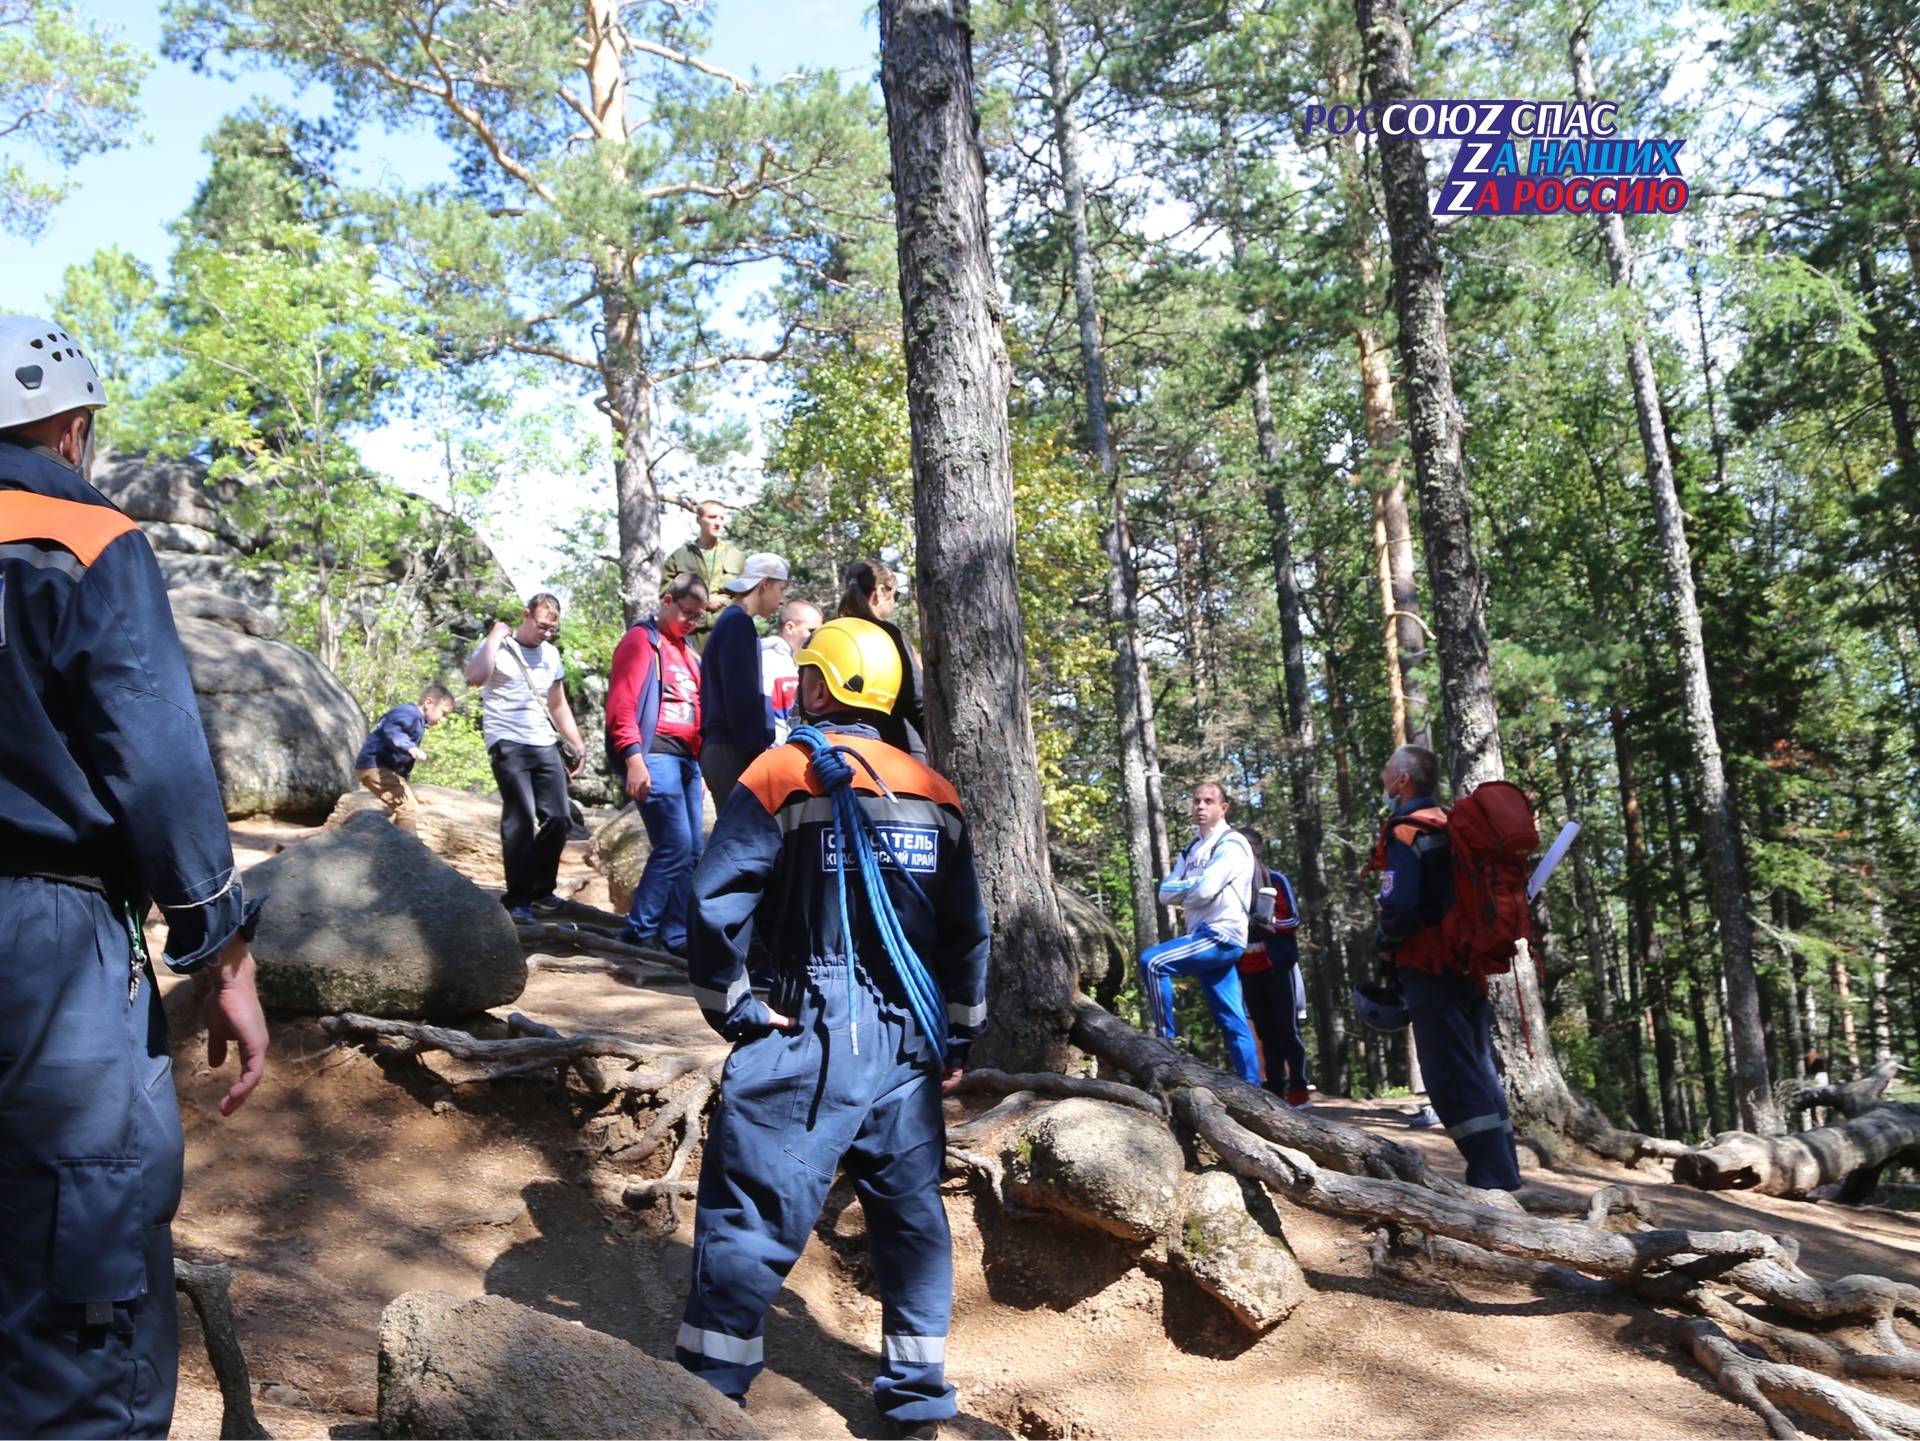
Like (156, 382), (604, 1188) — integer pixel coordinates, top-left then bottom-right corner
(0, 443), (257, 1437)
(678, 722), (989, 1427)
(1374, 795), (1521, 1190)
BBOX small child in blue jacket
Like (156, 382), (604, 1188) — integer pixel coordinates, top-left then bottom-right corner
(355, 683), (457, 831)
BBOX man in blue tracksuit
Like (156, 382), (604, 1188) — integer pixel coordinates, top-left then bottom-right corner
(678, 618), (989, 1439)
(1372, 744), (1522, 1191)
(1139, 782), (1261, 1084)
(0, 315), (270, 1437)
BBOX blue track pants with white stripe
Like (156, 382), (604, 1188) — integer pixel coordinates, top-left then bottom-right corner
(1138, 929), (1262, 1085)
(678, 962), (954, 1425)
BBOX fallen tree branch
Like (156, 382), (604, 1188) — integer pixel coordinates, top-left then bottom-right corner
(950, 1067), (1167, 1117)
(1673, 1103), (1920, 1198)
(174, 1258), (271, 1440)
(610, 1077), (716, 1164)
(1798, 1059), (1905, 1119)
(946, 1090), (1042, 1148)
(1676, 1318), (1920, 1439)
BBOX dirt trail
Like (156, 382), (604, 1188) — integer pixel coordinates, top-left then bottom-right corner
(162, 819), (1918, 1439)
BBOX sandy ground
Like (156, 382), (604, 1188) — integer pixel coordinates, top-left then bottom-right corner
(158, 818), (1920, 1439)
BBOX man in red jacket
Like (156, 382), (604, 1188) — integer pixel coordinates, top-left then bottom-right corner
(606, 573), (708, 954)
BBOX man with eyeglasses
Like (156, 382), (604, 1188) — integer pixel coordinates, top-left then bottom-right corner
(468, 592), (589, 922)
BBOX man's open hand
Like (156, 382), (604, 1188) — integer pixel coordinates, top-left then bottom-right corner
(201, 934), (269, 1116)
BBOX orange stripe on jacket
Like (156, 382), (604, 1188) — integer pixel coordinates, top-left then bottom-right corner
(0, 491), (139, 565)
(741, 732), (963, 815)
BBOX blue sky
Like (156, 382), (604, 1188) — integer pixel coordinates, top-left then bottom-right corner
(1, 0), (881, 586)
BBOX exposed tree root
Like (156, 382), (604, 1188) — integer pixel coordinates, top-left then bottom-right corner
(1677, 1318), (1920, 1439)
(949, 1066), (1166, 1116)
(513, 919), (687, 971)
(322, 1012), (705, 1094)
(174, 1257), (270, 1440)
(1071, 998), (1451, 1189)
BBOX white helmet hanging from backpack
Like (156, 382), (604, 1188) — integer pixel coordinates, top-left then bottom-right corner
(0, 316), (105, 431)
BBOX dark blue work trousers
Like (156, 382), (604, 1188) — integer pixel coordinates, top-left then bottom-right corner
(678, 963), (955, 1426)
(624, 754), (703, 951)
(0, 878), (183, 1438)
(1398, 965), (1522, 1190)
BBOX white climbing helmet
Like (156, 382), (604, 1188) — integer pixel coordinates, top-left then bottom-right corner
(0, 315), (105, 430)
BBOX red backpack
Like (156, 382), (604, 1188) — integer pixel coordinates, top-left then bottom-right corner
(1375, 780), (1540, 983)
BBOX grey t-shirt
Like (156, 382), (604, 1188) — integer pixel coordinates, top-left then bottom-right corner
(476, 637), (566, 747)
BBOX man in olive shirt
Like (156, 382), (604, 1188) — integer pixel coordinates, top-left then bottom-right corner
(666, 500), (746, 653)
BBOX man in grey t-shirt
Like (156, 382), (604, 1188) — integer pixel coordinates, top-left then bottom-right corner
(467, 592), (589, 920)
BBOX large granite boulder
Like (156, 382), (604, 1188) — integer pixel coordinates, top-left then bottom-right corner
(1056, 884), (1129, 994)
(1002, 1097), (1185, 1242)
(248, 809), (525, 1020)
(1171, 1168), (1310, 1330)
(585, 806), (650, 916)
(328, 783), (506, 889)
(378, 1291), (763, 1440)
(173, 593), (364, 820)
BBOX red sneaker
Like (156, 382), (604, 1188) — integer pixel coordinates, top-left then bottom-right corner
(1286, 1087), (1312, 1109)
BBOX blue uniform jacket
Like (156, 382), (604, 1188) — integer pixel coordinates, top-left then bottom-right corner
(1374, 794), (1452, 955)
(687, 721), (991, 1067)
(356, 703), (425, 776)
(698, 604), (774, 755)
(0, 443), (252, 970)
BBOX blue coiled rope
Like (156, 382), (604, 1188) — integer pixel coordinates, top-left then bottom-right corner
(787, 724), (947, 1059)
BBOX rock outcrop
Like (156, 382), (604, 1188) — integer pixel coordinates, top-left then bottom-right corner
(1002, 1097), (1185, 1242)
(174, 599), (365, 820)
(378, 1290), (763, 1440)
(248, 809), (525, 1020)
(1171, 1168), (1310, 1330)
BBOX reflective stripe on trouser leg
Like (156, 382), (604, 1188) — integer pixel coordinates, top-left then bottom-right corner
(681, 966), (955, 1423)
(1397, 965), (1522, 1190)
(0, 878), (184, 1439)
(843, 1069), (955, 1426)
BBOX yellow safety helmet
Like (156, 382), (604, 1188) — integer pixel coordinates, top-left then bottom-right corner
(794, 617), (901, 716)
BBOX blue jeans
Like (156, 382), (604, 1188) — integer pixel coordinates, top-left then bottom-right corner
(0, 878), (182, 1438)
(1139, 930), (1262, 1085)
(679, 964), (954, 1425)
(625, 754), (704, 950)
(1398, 965), (1522, 1190)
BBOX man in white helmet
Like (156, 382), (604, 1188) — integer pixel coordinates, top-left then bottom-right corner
(0, 316), (269, 1437)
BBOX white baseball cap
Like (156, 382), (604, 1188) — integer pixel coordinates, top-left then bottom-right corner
(725, 552), (791, 592)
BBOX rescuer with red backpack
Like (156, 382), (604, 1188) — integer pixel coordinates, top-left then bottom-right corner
(1366, 744), (1537, 1191)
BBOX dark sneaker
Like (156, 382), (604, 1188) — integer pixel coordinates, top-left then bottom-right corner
(509, 905), (536, 925)
(528, 894), (567, 916)
(881, 1420), (940, 1441)
(617, 927), (658, 948)
(1408, 1103), (1443, 1128)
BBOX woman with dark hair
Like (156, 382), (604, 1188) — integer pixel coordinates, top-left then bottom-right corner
(837, 560), (927, 759)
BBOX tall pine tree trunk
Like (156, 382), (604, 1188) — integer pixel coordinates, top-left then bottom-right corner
(1357, 318), (1431, 749)
(1042, 9), (1168, 952)
(1360, 0), (1571, 1126)
(1571, 25), (1778, 1133)
(1220, 118), (1345, 1094)
(879, 0), (1073, 1071)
